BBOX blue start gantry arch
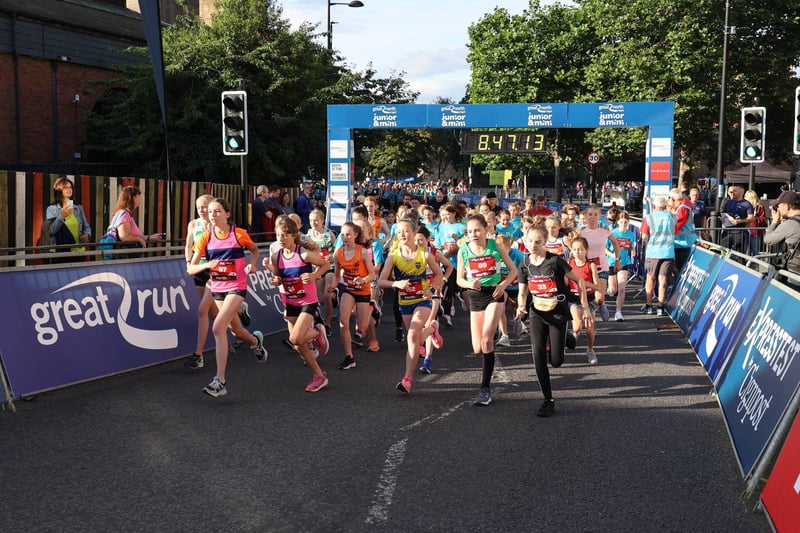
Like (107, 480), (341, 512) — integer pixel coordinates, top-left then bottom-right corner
(326, 101), (675, 227)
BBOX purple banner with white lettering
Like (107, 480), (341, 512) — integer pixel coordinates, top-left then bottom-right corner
(0, 258), (287, 398)
(666, 246), (724, 335)
(716, 281), (800, 477)
(686, 259), (766, 383)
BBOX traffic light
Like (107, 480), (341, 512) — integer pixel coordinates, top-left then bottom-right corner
(793, 87), (800, 155)
(740, 106), (765, 163)
(221, 90), (248, 155)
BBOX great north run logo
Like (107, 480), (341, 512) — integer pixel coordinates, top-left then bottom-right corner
(372, 105), (397, 127)
(441, 105), (466, 127)
(527, 104), (553, 126)
(29, 273), (190, 349)
(598, 103), (626, 126)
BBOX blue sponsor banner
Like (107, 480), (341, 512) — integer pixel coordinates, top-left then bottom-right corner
(716, 280), (800, 477)
(685, 258), (766, 383)
(666, 246), (724, 335)
(0, 258), (286, 398)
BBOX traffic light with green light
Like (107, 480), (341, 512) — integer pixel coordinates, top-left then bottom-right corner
(222, 90), (248, 156)
(740, 106), (766, 164)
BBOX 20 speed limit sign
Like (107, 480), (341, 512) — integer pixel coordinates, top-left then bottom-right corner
(587, 151), (601, 165)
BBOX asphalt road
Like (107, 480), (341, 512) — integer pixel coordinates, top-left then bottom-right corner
(0, 291), (770, 532)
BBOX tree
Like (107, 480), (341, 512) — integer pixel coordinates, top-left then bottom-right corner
(86, 0), (415, 185)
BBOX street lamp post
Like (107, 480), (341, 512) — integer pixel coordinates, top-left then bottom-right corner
(327, 1), (364, 51)
(714, 0), (732, 215)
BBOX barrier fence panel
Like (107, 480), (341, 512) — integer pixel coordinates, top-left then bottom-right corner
(0, 255), (287, 399)
(760, 407), (800, 532)
(715, 278), (800, 477)
(666, 245), (725, 336)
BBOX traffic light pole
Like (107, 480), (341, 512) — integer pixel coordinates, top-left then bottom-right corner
(241, 154), (248, 230)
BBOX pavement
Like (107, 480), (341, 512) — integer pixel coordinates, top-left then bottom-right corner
(0, 286), (770, 532)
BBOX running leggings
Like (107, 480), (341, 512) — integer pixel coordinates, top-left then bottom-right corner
(441, 271), (458, 316)
(528, 313), (568, 401)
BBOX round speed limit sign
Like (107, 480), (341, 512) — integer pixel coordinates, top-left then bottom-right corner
(587, 151), (601, 165)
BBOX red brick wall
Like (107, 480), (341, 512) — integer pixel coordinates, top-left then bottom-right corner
(0, 55), (121, 164)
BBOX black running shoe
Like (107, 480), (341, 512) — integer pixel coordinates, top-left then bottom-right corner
(565, 330), (577, 350)
(394, 328), (405, 343)
(536, 399), (555, 418)
(352, 332), (364, 347)
(184, 353), (204, 370)
(239, 301), (251, 327)
(370, 301), (382, 327)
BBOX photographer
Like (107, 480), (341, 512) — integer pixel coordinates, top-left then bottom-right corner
(764, 191), (800, 276)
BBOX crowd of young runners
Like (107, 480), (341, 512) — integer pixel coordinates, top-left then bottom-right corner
(182, 192), (648, 417)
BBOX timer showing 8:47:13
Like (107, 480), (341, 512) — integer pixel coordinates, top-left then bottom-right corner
(460, 130), (547, 155)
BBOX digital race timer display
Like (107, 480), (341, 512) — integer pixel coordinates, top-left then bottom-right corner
(460, 131), (547, 155)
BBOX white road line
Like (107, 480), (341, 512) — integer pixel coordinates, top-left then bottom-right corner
(366, 356), (511, 524)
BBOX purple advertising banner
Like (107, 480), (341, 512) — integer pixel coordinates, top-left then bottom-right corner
(717, 280), (800, 477)
(0, 258), (287, 398)
(666, 246), (724, 335)
(686, 259), (767, 383)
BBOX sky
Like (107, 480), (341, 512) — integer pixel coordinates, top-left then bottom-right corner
(279, 0), (537, 104)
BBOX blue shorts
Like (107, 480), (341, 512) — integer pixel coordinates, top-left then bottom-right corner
(399, 300), (433, 316)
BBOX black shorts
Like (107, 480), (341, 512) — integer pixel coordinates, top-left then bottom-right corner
(343, 291), (371, 304)
(285, 302), (318, 318)
(193, 270), (211, 287)
(212, 289), (247, 301)
(466, 286), (504, 312)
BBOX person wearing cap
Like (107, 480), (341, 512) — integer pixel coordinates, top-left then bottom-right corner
(764, 190), (800, 276)
(485, 191), (502, 215)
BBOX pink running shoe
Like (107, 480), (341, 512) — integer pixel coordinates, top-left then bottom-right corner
(396, 376), (412, 394)
(305, 372), (328, 392)
(430, 320), (444, 349)
(314, 323), (329, 357)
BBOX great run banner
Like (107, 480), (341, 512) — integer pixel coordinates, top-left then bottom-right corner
(685, 258), (766, 383)
(716, 281), (800, 477)
(0, 258), (286, 398)
(666, 246), (724, 335)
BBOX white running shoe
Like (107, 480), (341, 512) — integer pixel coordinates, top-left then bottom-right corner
(496, 333), (511, 347)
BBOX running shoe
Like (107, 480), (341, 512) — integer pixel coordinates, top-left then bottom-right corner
(565, 330), (577, 350)
(656, 306), (665, 316)
(305, 372), (328, 392)
(325, 324), (332, 337)
(430, 320), (444, 349)
(367, 340), (380, 352)
(396, 376), (412, 394)
(370, 301), (382, 327)
(519, 323), (529, 336)
(310, 344), (320, 359)
(496, 333), (510, 347)
(394, 328), (405, 343)
(457, 291), (467, 311)
(331, 287), (339, 308)
(352, 332), (364, 347)
(536, 399), (555, 417)
(419, 357), (432, 374)
(338, 355), (356, 370)
(252, 331), (268, 363)
(443, 315), (453, 329)
(314, 324), (329, 356)
(615, 311), (624, 322)
(599, 303), (610, 322)
(474, 387), (492, 406)
(184, 353), (204, 370)
(643, 304), (655, 315)
(239, 301), (251, 327)
(586, 349), (598, 365)
(202, 376), (226, 398)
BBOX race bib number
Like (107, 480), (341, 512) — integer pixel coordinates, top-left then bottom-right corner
(588, 257), (601, 266)
(544, 242), (564, 255)
(399, 280), (425, 302)
(617, 237), (631, 250)
(443, 242), (458, 254)
(211, 259), (237, 281)
(343, 272), (362, 289)
(468, 254), (497, 279)
(319, 247), (331, 261)
(527, 275), (557, 297)
(283, 277), (306, 299)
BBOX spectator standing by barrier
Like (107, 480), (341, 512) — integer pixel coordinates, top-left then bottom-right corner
(108, 185), (163, 253)
(187, 198), (266, 398)
(252, 185), (269, 241)
(689, 186), (707, 232)
(45, 177), (91, 262)
(295, 182), (316, 231)
(516, 226), (592, 417)
(721, 184), (754, 252)
(745, 189), (767, 256)
(640, 196), (676, 316)
(764, 190), (800, 279)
